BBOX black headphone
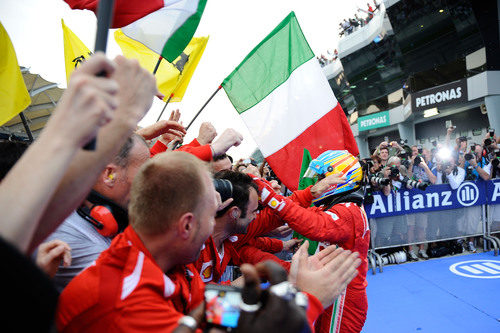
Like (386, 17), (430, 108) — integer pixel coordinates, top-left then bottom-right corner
(76, 190), (129, 237)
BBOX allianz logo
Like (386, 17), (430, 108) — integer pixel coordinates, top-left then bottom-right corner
(369, 182), (480, 215)
(450, 260), (500, 279)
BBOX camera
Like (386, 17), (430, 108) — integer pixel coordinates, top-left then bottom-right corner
(417, 145), (423, 154)
(213, 179), (233, 202)
(465, 166), (476, 181)
(389, 166), (400, 178)
(489, 128), (495, 137)
(414, 156), (422, 165)
(205, 284), (242, 329)
(464, 153), (474, 161)
(369, 174), (390, 186)
(401, 177), (429, 190)
(484, 138), (493, 146)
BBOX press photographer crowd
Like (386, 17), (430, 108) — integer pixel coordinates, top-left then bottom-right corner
(361, 122), (500, 261)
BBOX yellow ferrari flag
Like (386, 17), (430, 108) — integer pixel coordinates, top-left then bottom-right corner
(62, 19), (92, 84)
(115, 29), (208, 102)
(0, 22), (31, 126)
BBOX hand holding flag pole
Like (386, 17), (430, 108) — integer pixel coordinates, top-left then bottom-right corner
(83, 0), (114, 151)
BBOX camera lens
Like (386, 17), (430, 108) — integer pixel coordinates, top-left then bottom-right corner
(213, 179), (233, 202)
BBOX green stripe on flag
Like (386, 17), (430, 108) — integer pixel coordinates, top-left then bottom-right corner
(293, 148), (320, 255)
(222, 11), (314, 114)
(161, 0), (207, 62)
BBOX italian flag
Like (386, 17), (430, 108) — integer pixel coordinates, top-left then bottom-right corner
(222, 12), (358, 191)
(65, 0), (207, 62)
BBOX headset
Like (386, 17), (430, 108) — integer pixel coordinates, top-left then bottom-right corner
(76, 190), (129, 237)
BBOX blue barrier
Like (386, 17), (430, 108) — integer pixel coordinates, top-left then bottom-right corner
(366, 180), (491, 218)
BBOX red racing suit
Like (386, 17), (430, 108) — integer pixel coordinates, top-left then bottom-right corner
(150, 138), (213, 161)
(194, 238), (323, 330)
(273, 198), (370, 333)
(56, 226), (205, 332)
(195, 235), (290, 285)
(234, 185), (315, 249)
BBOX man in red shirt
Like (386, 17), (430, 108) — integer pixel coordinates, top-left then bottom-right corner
(57, 152), (218, 332)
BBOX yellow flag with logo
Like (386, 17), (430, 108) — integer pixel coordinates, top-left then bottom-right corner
(62, 19), (92, 84)
(115, 29), (208, 102)
(0, 22), (31, 126)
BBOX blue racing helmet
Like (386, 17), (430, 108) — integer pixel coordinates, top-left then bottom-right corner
(303, 150), (363, 206)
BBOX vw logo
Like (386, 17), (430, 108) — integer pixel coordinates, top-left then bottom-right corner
(456, 182), (479, 206)
(449, 260), (500, 279)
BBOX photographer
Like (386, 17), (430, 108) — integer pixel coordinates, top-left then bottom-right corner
(405, 146), (436, 260)
(408, 145), (437, 185)
(381, 156), (429, 192)
(431, 154), (465, 190)
(463, 143), (490, 181)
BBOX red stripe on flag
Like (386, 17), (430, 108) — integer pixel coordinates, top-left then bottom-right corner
(265, 103), (359, 191)
(64, 0), (164, 28)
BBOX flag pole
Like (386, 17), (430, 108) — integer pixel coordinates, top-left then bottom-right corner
(156, 93), (174, 121)
(84, 0), (114, 151)
(19, 112), (34, 142)
(186, 85), (222, 131)
(172, 85), (222, 150)
(152, 56), (163, 75)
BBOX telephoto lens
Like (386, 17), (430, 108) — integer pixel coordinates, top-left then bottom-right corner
(369, 175), (390, 186)
(213, 179), (233, 202)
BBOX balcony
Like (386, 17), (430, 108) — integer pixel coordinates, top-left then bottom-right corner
(338, 4), (391, 59)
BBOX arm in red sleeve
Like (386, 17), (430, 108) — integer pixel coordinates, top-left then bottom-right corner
(177, 144), (213, 162)
(304, 292), (323, 330)
(149, 140), (168, 157)
(234, 208), (285, 249)
(288, 186), (314, 208)
(248, 237), (283, 253)
(237, 245), (290, 271)
(274, 200), (351, 244)
(185, 138), (201, 148)
(150, 137), (205, 158)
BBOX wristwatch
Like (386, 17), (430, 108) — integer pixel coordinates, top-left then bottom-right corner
(178, 316), (198, 331)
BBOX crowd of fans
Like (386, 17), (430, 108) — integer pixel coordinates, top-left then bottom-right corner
(362, 124), (500, 260)
(317, 1), (380, 68)
(1, 53), (370, 333)
(338, 1), (380, 37)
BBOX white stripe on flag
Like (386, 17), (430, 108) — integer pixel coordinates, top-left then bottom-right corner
(121, 0), (198, 55)
(240, 58), (338, 157)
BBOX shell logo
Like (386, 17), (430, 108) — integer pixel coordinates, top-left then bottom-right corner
(200, 261), (213, 282)
(269, 198), (280, 209)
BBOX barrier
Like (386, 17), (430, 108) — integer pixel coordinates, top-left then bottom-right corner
(484, 179), (500, 254)
(364, 180), (500, 274)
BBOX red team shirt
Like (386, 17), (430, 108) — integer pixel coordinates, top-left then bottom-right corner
(57, 226), (205, 332)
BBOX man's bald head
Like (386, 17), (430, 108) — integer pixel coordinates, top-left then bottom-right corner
(129, 151), (209, 235)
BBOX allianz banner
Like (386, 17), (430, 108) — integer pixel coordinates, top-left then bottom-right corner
(486, 179), (500, 204)
(365, 180), (487, 218)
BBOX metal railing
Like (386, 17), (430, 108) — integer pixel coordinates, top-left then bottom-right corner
(365, 179), (500, 274)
